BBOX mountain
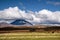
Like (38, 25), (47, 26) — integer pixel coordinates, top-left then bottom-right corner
(10, 19), (33, 25)
(0, 19), (33, 28)
(0, 22), (12, 28)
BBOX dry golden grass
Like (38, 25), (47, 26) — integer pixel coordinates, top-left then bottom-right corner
(0, 32), (60, 40)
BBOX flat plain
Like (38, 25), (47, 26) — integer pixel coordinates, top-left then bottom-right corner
(0, 32), (60, 40)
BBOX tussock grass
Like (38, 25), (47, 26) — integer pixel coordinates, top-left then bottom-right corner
(0, 32), (60, 40)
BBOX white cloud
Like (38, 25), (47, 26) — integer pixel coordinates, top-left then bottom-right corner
(0, 7), (32, 23)
(0, 7), (60, 24)
(0, 7), (32, 20)
(35, 9), (60, 24)
(0, 7), (21, 19)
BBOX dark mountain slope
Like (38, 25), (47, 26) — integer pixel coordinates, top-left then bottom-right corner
(10, 19), (33, 25)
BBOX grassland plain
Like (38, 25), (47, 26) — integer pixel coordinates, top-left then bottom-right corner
(0, 32), (60, 40)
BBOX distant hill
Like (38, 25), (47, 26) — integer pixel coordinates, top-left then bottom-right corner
(0, 19), (33, 28)
(0, 22), (12, 28)
(10, 19), (33, 25)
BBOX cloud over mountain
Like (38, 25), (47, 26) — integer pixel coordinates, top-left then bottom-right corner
(0, 7), (60, 24)
(0, 7), (32, 19)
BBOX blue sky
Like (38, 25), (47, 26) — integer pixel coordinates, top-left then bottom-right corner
(0, 0), (60, 12)
(0, 0), (60, 25)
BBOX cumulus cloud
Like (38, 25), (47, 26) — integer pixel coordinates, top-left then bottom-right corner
(0, 7), (32, 19)
(0, 7), (32, 23)
(0, 7), (60, 25)
(35, 9), (60, 24)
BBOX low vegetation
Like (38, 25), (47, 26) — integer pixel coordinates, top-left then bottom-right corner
(0, 32), (60, 40)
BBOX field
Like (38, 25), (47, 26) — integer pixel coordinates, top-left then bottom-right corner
(0, 32), (60, 40)
(0, 26), (60, 40)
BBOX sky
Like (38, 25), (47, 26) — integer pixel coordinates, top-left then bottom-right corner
(0, 0), (60, 25)
(0, 0), (60, 11)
